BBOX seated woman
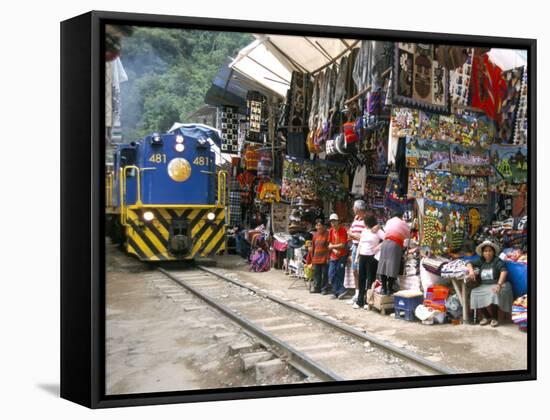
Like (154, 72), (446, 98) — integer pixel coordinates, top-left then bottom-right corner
(466, 240), (514, 327)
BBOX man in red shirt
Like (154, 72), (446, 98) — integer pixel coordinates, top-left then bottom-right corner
(328, 213), (349, 299)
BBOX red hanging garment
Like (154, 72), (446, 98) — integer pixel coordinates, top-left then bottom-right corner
(471, 54), (507, 120)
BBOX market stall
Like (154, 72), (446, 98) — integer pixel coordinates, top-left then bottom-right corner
(204, 38), (528, 326)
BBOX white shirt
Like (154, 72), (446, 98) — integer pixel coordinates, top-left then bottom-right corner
(358, 228), (385, 256)
(351, 165), (366, 196)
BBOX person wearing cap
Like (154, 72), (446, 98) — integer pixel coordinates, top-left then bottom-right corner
(466, 240), (513, 327)
(347, 200), (367, 304)
(328, 213), (349, 299)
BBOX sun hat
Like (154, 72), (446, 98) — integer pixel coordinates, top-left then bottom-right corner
(475, 240), (500, 256)
(329, 213), (339, 221)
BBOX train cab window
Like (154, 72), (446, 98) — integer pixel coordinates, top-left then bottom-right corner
(120, 148), (137, 176)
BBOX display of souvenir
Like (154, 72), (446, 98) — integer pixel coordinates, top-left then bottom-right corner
(471, 54), (507, 121)
(449, 47), (474, 107)
(418, 111), (440, 140)
(450, 175), (488, 204)
(281, 157), (317, 200)
(385, 172), (414, 213)
(450, 144), (492, 176)
(476, 115), (496, 148)
(393, 43), (450, 113)
(454, 114), (479, 147)
(391, 107), (419, 138)
(422, 199), (466, 255)
(438, 115), (455, 141)
(408, 169), (452, 201)
(498, 66), (524, 144)
(513, 69), (528, 145)
(246, 91), (268, 143)
(491, 144), (528, 184)
(218, 106), (241, 154)
(406, 137), (450, 170)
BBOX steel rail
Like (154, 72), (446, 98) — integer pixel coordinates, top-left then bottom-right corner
(157, 268), (344, 382)
(196, 265), (456, 376)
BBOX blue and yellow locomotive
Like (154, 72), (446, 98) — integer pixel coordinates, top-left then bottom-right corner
(106, 124), (227, 261)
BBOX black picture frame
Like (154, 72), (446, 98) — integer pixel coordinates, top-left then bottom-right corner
(60, 10), (536, 409)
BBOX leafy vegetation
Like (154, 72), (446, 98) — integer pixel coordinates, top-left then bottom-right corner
(119, 27), (252, 140)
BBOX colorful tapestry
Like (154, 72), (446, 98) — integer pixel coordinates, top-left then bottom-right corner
(471, 54), (507, 121)
(454, 114), (480, 147)
(477, 115), (497, 149)
(406, 138), (450, 171)
(419, 111), (440, 140)
(421, 199), (466, 255)
(450, 175), (488, 205)
(512, 69), (528, 145)
(450, 144), (492, 176)
(449, 47), (474, 107)
(385, 172), (414, 214)
(491, 144), (528, 184)
(281, 156), (347, 201)
(393, 43), (449, 113)
(408, 169), (452, 201)
(498, 66), (524, 144)
(438, 115), (456, 141)
(391, 107), (419, 138)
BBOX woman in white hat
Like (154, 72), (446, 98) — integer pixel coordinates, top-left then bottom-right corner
(466, 240), (514, 327)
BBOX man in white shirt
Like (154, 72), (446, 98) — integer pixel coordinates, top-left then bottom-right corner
(347, 200), (367, 304)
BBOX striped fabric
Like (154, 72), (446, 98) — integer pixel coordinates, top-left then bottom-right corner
(350, 216), (366, 244)
(311, 231), (330, 265)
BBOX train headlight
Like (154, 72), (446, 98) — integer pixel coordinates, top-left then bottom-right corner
(175, 143), (185, 152)
(207, 212), (216, 221)
(143, 211), (155, 222)
(175, 135), (184, 143)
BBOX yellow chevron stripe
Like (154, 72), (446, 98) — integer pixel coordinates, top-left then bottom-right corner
(201, 226), (226, 256)
(127, 226), (156, 259)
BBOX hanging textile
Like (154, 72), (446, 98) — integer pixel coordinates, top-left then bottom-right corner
(448, 47), (474, 107)
(405, 137), (451, 171)
(418, 111), (440, 140)
(218, 106), (240, 154)
(470, 53), (507, 121)
(408, 169), (452, 202)
(288, 71), (308, 131)
(450, 144), (492, 176)
(246, 91), (268, 143)
(229, 177), (242, 227)
(333, 55), (349, 112)
(392, 43), (449, 113)
(512, 69), (528, 145)
(421, 199), (466, 255)
(450, 175), (488, 205)
(489, 144), (527, 195)
(498, 66), (524, 144)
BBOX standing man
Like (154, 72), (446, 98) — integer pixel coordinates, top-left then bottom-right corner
(347, 200), (367, 305)
(310, 219), (330, 294)
(328, 213), (349, 299)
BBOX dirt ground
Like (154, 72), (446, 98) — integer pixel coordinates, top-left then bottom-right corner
(105, 245), (303, 395)
(105, 246), (527, 394)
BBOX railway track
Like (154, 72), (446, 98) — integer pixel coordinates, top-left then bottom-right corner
(155, 265), (456, 382)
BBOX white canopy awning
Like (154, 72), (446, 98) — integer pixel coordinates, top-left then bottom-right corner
(487, 48), (528, 71)
(229, 34), (360, 97)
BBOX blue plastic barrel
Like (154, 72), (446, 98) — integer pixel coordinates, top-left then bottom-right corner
(506, 261), (528, 297)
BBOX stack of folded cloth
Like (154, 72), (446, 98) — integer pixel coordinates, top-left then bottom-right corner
(441, 259), (470, 279)
(421, 256), (450, 275)
(512, 294), (527, 331)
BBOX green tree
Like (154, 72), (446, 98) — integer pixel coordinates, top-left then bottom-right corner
(119, 27), (252, 140)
